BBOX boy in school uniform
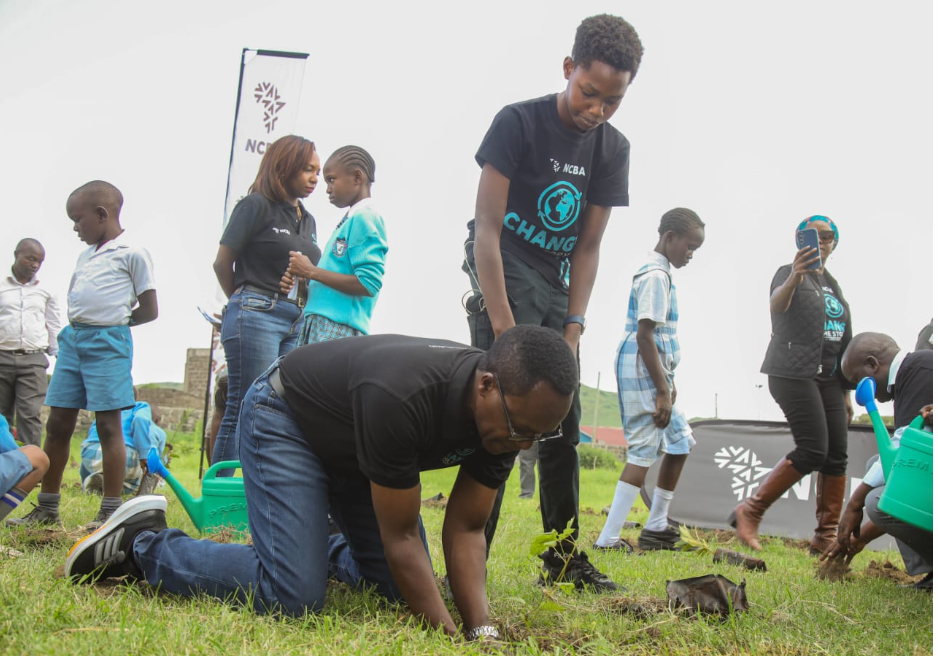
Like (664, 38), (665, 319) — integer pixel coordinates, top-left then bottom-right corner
(462, 14), (644, 590)
(80, 400), (167, 496)
(7, 180), (157, 529)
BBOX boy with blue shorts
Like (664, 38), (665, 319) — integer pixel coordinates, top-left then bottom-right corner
(8, 181), (157, 529)
(594, 208), (705, 552)
(0, 414), (49, 523)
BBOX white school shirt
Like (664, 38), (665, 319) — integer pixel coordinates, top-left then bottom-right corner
(862, 351), (910, 489)
(67, 231), (157, 326)
(0, 272), (62, 355)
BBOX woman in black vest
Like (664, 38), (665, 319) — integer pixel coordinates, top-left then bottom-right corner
(732, 215), (853, 553)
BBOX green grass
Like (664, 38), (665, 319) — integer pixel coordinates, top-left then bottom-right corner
(0, 432), (931, 655)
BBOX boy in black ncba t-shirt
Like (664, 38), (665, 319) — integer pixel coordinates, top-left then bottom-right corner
(63, 326), (578, 643)
(462, 14), (644, 591)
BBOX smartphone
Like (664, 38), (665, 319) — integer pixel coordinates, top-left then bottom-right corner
(796, 228), (822, 270)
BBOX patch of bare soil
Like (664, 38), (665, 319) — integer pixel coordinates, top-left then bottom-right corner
(421, 493), (447, 509)
(603, 595), (672, 619)
(815, 557), (852, 582)
(861, 559), (917, 585)
(779, 537), (812, 550)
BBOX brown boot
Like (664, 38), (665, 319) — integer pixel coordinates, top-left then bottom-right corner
(730, 459), (804, 551)
(809, 474), (847, 555)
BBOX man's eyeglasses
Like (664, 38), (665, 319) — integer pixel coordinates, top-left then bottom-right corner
(493, 374), (564, 443)
(818, 230), (836, 244)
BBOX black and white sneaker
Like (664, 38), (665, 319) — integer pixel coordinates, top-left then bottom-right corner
(538, 550), (620, 592)
(65, 495), (168, 583)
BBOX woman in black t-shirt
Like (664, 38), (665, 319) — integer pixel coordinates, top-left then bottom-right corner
(211, 135), (323, 467)
(732, 215), (853, 554)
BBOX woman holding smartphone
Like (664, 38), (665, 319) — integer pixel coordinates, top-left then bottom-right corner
(732, 215), (853, 553)
(211, 135), (322, 468)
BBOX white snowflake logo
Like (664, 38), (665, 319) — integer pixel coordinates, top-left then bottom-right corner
(714, 447), (773, 501)
(550, 158), (561, 173)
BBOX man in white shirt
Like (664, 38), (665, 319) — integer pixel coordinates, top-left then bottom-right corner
(0, 239), (61, 447)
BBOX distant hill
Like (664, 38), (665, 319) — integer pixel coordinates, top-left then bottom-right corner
(579, 384), (621, 428)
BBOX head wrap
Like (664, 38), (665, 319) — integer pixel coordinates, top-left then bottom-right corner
(796, 215), (839, 250)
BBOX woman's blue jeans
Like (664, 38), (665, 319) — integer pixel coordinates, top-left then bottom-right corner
(211, 289), (302, 470)
(134, 366), (429, 616)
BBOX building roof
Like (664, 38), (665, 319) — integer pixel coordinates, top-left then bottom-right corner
(580, 425), (627, 447)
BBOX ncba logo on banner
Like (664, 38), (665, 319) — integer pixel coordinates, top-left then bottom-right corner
(244, 81), (287, 155)
(713, 447), (812, 502)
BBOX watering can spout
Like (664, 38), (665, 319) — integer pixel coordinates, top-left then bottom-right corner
(855, 377), (899, 479)
(147, 447), (202, 522)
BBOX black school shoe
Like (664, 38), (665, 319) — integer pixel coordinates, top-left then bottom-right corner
(638, 526), (681, 551)
(65, 495), (168, 583)
(537, 550), (620, 591)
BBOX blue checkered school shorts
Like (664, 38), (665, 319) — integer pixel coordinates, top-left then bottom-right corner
(297, 313), (364, 346)
(616, 334), (695, 467)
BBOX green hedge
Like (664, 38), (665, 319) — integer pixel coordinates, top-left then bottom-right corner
(577, 444), (623, 470)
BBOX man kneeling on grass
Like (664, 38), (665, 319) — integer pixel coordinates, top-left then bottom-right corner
(64, 325), (575, 642)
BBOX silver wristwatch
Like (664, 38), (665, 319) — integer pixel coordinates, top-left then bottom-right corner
(466, 625), (500, 641)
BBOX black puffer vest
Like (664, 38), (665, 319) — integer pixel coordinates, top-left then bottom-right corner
(760, 265), (852, 382)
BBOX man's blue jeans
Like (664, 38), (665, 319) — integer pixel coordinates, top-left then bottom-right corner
(135, 366), (429, 616)
(212, 289), (302, 469)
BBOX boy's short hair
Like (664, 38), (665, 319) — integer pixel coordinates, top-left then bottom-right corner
(69, 180), (124, 212)
(572, 14), (644, 81)
(658, 208), (705, 235)
(479, 325), (578, 397)
(250, 135), (318, 204)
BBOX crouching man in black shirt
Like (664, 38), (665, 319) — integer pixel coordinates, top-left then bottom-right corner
(63, 325), (577, 641)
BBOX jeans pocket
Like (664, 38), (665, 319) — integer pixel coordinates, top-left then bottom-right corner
(242, 294), (275, 312)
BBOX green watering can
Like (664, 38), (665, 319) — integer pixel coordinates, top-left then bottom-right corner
(147, 448), (250, 535)
(855, 377), (933, 532)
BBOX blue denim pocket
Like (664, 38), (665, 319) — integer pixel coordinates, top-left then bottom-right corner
(242, 294), (275, 312)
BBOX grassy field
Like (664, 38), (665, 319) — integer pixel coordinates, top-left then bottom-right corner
(0, 431), (931, 655)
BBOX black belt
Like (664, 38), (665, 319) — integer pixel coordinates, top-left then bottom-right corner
(4, 349), (43, 355)
(236, 284), (305, 308)
(268, 367), (285, 396)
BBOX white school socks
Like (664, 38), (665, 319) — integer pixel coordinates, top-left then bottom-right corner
(645, 486), (675, 532)
(595, 481), (641, 547)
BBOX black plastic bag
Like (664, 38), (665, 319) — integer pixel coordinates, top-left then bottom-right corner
(665, 574), (748, 616)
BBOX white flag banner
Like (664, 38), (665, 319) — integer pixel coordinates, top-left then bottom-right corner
(200, 48), (308, 472)
(223, 48), (309, 225)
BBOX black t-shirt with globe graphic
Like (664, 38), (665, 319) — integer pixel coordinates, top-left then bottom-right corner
(469, 94), (630, 289)
(816, 271), (850, 376)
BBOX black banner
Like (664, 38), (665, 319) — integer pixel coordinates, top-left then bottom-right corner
(641, 420), (897, 550)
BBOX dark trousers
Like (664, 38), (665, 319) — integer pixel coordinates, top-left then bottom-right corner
(768, 375), (848, 476)
(0, 350), (49, 447)
(464, 252), (581, 553)
(866, 484), (932, 576)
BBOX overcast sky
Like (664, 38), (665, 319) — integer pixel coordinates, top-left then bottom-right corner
(0, 0), (932, 422)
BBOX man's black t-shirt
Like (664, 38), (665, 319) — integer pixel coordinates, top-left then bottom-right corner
(466, 94), (630, 289)
(220, 192), (322, 295)
(893, 350), (933, 428)
(276, 334), (516, 489)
